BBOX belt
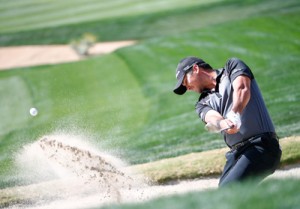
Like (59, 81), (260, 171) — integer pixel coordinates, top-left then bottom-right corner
(230, 132), (278, 151)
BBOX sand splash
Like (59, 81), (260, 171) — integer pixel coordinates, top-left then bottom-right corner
(5, 134), (299, 208)
(8, 134), (218, 209)
(9, 134), (217, 209)
(11, 134), (151, 209)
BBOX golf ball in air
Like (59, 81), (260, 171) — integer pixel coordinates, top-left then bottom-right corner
(29, 108), (38, 116)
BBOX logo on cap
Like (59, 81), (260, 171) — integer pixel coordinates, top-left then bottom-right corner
(176, 71), (180, 79)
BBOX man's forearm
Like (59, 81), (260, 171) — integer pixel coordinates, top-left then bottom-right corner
(231, 75), (251, 114)
(204, 110), (224, 127)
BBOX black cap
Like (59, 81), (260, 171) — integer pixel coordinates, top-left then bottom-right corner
(173, 56), (206, 95)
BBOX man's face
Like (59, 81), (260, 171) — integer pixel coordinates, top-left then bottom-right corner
(182, 66), (204, 93)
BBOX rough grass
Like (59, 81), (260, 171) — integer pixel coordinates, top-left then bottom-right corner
(99, 178), (300, 209)
(131, 136), (300, 183)
(114, 11), (300, 163)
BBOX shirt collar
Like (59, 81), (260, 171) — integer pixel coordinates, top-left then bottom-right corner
(215, 68), (224, 92)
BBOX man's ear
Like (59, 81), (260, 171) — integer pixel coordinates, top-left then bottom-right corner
(193, 64), (200, 73)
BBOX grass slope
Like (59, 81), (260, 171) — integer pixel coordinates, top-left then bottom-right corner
(0, 0), (223, 33)
(131, 136), (300, 183)
(0, 0), (299, 192)
(0, 0), (299, 45)
(114, 12), (300, 162)
(0, 55), (148, 188)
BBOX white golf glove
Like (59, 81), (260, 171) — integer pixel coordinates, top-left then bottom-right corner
(226, 111), (241, 129)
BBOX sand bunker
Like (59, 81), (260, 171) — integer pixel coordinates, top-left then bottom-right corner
(2, 134), (300, 209)
(0, 40), (136, 70)
(7, 134), (186, 208)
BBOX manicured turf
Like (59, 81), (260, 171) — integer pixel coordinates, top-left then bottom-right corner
(0, 0), (299, 196)
(0, 0), (299, 45)
(114, 12), (300, 162)
(0, 0), (223, 33)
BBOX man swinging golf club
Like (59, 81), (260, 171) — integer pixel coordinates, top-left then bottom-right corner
(173, 56), (282, 186)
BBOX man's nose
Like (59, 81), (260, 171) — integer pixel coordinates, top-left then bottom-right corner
(186, 86), (193, 91)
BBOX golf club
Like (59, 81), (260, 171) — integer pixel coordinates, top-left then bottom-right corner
(205, 122), (232, 133)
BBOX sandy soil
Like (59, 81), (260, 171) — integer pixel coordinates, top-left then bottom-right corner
(0, 40), (136, 70)
(2, 135), (299, 209)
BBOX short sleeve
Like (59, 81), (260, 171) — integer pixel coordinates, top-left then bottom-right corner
(195, 92), (222, 122)
(225, 58), (254, 82)
(195, 96), (213, 122)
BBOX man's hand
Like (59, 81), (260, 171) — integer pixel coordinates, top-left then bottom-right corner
(220, 119), (238, 134)
(223, 111), (241, 134)
(226, 111), (241, 128)
(205, 118), (234, 133)
(204, 109), (239, 134)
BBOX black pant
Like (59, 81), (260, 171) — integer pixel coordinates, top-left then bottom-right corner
(219, 133), (282, 187)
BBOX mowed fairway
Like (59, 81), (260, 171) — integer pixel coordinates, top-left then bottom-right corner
(0, 0), (222, 33)
(0, 0), (299, 45)
(0, 0), (300, 208)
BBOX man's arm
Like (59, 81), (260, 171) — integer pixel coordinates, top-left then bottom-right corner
(204, 110), (234, 132)
(224, 75), (251, 134)
(231, 75), (251, 114)
(204, 75), (252, 134)
(195, 93), (230, 131)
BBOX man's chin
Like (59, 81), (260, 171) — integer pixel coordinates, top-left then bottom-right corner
(199, 88), (206, 94)
(200, 88), (211, 94)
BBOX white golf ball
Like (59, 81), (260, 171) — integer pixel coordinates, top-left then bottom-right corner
(29, 107), (38, 116)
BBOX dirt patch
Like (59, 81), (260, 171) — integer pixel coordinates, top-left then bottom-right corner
(0, 40), (136, 70)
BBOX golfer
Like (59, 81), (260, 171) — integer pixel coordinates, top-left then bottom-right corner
(173, 56), (282, 186)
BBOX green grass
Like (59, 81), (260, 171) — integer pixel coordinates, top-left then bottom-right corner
(130, 137), (300, 183)
(0, 0), (299, 193)
(0, 0), (299, 45)
(0, 0), (223, 33)
(0, 55), (149, 188)
(99, 178), (300, 209)
(0, 54), (148, 145)
(113, 12), (300, 162)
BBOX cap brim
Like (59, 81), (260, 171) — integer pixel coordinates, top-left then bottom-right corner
(173, 74), (187, 95)
(173, 85), (187, 95)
